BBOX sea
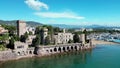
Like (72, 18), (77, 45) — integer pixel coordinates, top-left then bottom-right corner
(0, 44), (120, 68)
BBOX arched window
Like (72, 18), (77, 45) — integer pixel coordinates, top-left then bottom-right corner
(58, 47), (61, 52)
(29, 51), (32, 54)
(63, 47), (66, 52)
(18, 52), (20, 56)
(67, 47), (69, 50)
(54, 48), (57, 52)
(71, 46), (73, 50)
(50, 49), (53, 52)
(75, 46), (77, 50)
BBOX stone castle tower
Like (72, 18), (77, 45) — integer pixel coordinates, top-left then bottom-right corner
(16, 20), (26, 37)
(80, 34), (85, 45)
(41, 28), (48, 44)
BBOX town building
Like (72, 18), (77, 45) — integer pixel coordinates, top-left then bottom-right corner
(75, 28), (93, 32)
(26, 26), (35, 35)
(54, 29), (73, 44)
(113, 28), (120, 31)
(16, 20), (26, 37)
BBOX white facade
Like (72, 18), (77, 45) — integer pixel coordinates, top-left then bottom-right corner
(54, 32), (73, 44)
(26, 26), (35, 35)
(113, 28), (120, 31)
(75, 28), (93, 32)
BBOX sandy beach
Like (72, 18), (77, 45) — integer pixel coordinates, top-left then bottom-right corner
(93, 40), (120, 45)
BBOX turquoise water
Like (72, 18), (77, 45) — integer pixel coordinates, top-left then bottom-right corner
(113, 39), (120, 43)
(1, 45), (120, 68)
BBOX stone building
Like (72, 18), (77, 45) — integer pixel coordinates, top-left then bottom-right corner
(54, 29), (73, 44)
(26, 35), (36, 45)
(41, 28), (48, 44)
(16, 20), (26, 37)
(79, 34), (85, 44)
(14, 41), (28, 56)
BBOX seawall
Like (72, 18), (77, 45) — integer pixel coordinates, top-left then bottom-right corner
(0, 50), (17, 61)
(0, 43), (94, 62)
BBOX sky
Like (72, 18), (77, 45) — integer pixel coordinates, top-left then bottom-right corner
(0, 0), (120, 26)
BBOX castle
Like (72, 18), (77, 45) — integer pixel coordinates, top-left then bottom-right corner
(0, 20), (93, 61)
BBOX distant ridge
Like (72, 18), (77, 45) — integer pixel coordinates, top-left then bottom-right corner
(0, 20), (120, 29)
(0, 20), (43, 27)
(50, 24), (120, 29)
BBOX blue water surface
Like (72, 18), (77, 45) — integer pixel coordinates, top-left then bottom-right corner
(0, 44), (120, 68)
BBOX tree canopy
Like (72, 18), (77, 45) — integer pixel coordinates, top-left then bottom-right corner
(44, 36), (51, 45)
(1, 24), (16, 36)
(7, 37), (14, 49)
(20, 32), (28, 42)
(73, 33), (80, 43)
(32, 34), (41, 47)
(0, 33), (9, 43)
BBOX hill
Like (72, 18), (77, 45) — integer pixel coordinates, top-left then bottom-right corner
(50, 24), (120, 29)
(0, 20), (43, 27)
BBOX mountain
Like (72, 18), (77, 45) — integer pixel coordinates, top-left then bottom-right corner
(50, 24), (81, 29)
(26, 21), (43, 27)
(0, 20), (119, 29)
(50, 24), (102, 29)
(0, 20), (43, 27)
(50, 24), (120, 29)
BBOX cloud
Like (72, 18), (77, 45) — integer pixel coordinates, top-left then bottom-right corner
(25, 0), (49, 11)
(34, 12), (85, 19)
(24, 0), (85, 20)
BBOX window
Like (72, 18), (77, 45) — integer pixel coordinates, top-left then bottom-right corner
(17, 45), (24, 48)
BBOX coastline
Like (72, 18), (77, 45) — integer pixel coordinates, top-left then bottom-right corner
(0, 49), (92, 64)
(0, 55), (35, 63)
(0, 40), (119, 63)
(93, 40), (120, 45)
(1, 40), (119, 63)
(0, 43), (94, 62)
